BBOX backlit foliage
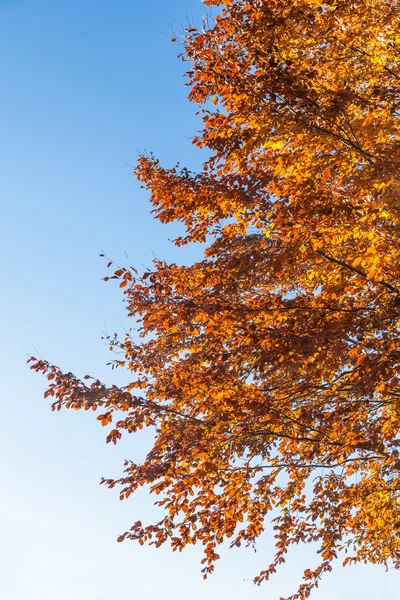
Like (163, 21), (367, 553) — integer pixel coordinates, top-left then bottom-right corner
(30, 1), (400, 597)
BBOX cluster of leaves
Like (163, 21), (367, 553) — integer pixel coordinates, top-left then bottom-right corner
(30, 1), (400, 598)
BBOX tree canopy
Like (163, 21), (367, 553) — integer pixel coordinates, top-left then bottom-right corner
(30, 0), (400, 597)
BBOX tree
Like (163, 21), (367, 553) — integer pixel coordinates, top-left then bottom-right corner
(30, 0), (400, 597)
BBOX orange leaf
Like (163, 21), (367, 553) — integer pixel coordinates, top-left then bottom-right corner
(322, 167), (331, 180)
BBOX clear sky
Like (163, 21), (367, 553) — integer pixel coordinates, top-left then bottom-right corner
(1, 1), (398, 598)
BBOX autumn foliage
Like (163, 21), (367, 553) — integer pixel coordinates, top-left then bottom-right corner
(30, 0), (400, 597)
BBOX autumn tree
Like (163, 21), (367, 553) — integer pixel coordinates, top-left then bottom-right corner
(30, 0), (400, 597)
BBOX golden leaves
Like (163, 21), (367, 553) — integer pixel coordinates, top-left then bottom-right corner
(31, 1), (400, 599)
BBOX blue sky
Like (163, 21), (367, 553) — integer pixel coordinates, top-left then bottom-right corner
(1, 1), (398, 598)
